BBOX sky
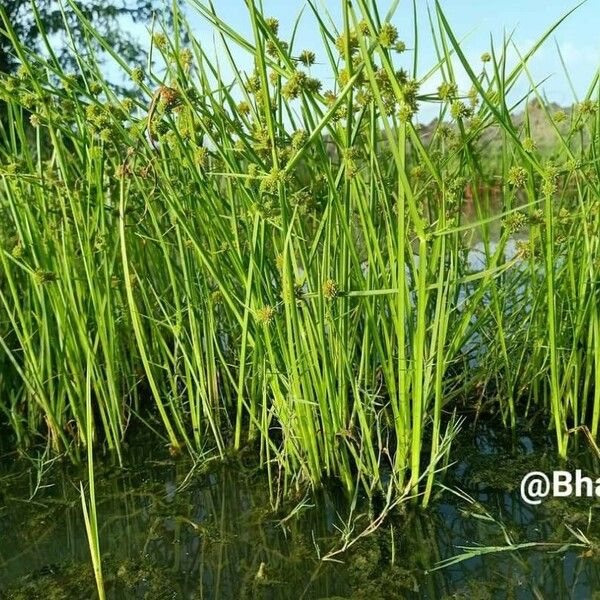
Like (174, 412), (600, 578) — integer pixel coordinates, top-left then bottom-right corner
(121, 0), (599, 122)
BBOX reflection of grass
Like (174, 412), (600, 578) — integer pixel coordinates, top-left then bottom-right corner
(0, 0), (598, 524)
(80, 353), (105, 600)
(4, 428), (600, 598)
(430, 486), (592, 573)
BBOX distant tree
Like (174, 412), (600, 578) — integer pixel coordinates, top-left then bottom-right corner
(0, 1), (163, 75)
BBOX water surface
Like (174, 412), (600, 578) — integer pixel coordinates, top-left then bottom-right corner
(1, 425), (599, 599)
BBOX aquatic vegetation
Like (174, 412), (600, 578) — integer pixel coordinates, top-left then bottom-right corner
(0, 0), (598, 516)
(79, 354), (105, 599)
(2, 427), (600, 599)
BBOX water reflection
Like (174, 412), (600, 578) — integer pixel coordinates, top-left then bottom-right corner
(1, 426), (600, 599)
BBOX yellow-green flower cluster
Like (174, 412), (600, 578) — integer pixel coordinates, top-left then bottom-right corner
(299, 50), (316, 67)
(577, 99), (597, 119)
(507, 165), (528, 188)
(34, 269), (58, 284)
(322, 279), (339, 300)
(522, 137), (536, 153)
(395, 40), (407, 53)
(265, 17), (279, 34)
(335, 30), (359, 56)
(554, 110), (567, 123)
(378, 23), (398, 47)
(195, 147), (209, 170)
(503, 211), (527, 233)
(260, 166), (286, 194)
(255, 305), (276, 325)
(450, 100), (472, 120)
(282, 70), (307, 100)
(438, 82), (458, 102)
(291, 130), (308, 150)
(152, 32), (167, 51)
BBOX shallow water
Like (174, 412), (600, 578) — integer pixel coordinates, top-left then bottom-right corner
(1, 425), (600, 599)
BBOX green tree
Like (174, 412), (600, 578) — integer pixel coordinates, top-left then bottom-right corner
(0, 0), (161, 75)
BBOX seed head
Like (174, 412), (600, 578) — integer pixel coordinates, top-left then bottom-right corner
(265, 17), (279, 35)
(291, 129), (308, 150)
(16, 65), (29, 80)
(554, 110), (567, 123)
(255, 304), (276, 325)
(468, 86), (479, 107)
(120, 98), (134, 113)
(266, 39), (280, 58)
(338, 68), (351, 87)
(116, 163), (132, 179)
(2, 76), (18, 93)
(322, 279), (339, 300)
(306, 77), (322, 94)
(152, 32), (167, 50)
(275, 253), (284, 272)
(378, 23), (398, 47)
(558, 207), (571, 224)
(20, 92), (37, 109)
(180, 48), (193, 70)
(159, 85), (181, 110)
(61, 99), (75, 113)
(324, 90), (337, 106)
(445, 177), (466, 205)
(522, 137), (536, 153)
(503, 211), (527, 233)
(246, 71), (261, 94)
(554, 232), (567, 246)
(356, 88), (373, 107)
(515, 240), (531, 260)
(398, 101), (414, 123)
(100, 127), (116, 142)
(87, 82), (103, 97)
(34, 269), (58, 284)
(544, 161), (559, 180)
(468, 115), (483, 133)
(291, 191), (315, 214)
(529, 209), (544, 225)
(542, 178), (556, 198)
(260, 166), (286, 194)
(438, 81), (458, 102)
(410, 165), (424, 180)
(282, 70), (308, 100)
(438, 124), (453, 140)
(450, 100), (472, 120)
(481, 52), (492, 63)
(86, 103), (101, 121)
(507, 165), (528, 188)
(237, 100), (251, 116)
(335, 31), (359, 56)
(299, 50), (316, 67)
(577, 99), (597, 120)
(358, 20), (370, 36)
(402, 78), (420, 110)
(89, 146), (103, 161)
(195, 147), (209, 170)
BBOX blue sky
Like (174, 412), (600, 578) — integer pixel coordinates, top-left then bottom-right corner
(124, 0), (599, 121)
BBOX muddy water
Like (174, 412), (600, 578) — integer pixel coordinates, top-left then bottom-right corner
(1, 424), (600, 599)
